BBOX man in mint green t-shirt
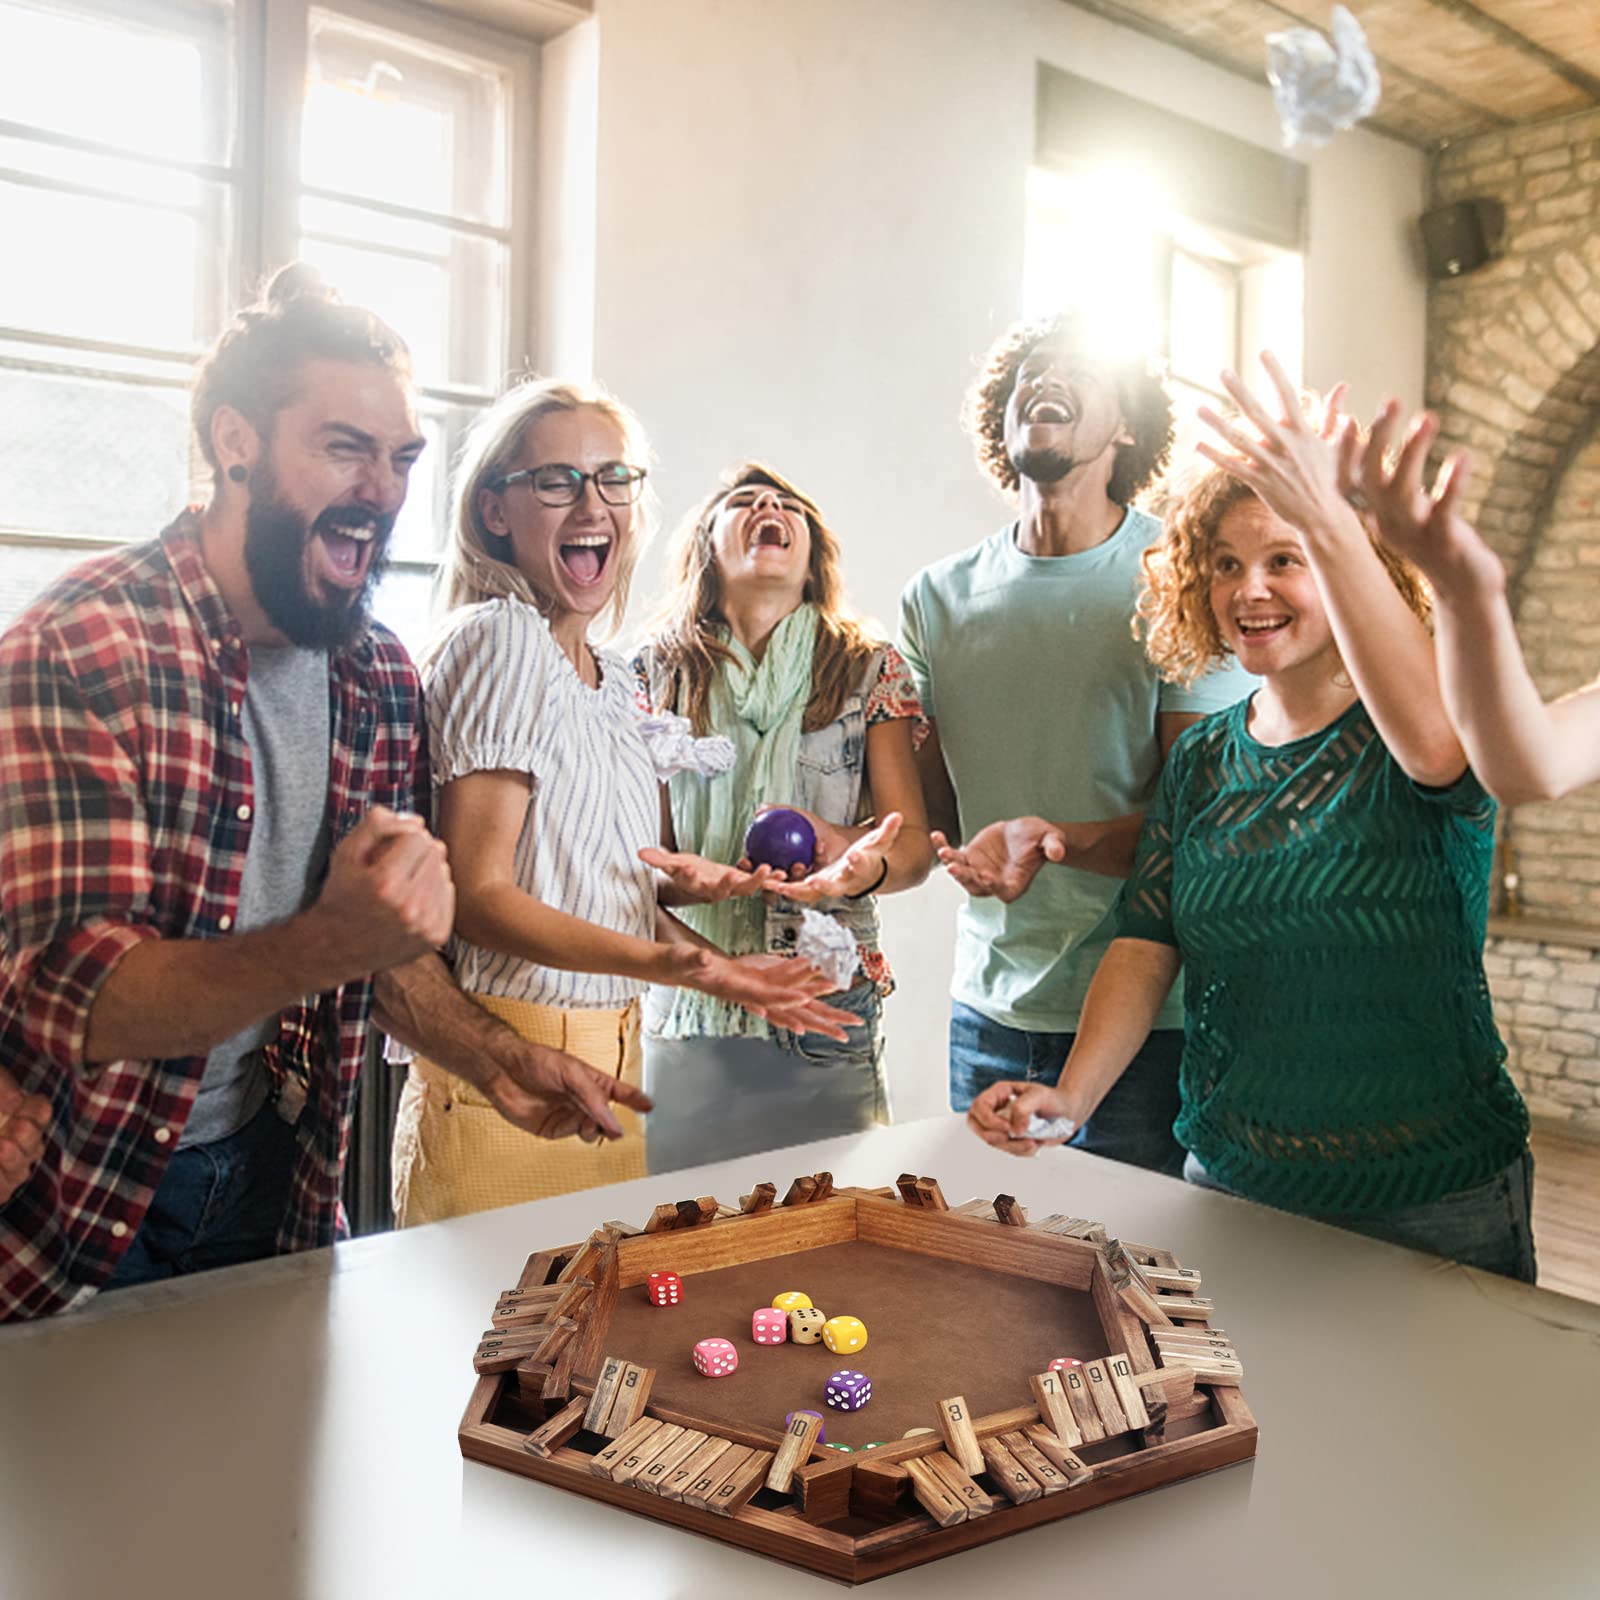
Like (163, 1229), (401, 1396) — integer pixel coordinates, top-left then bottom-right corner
(898, 314), (1251, 1174)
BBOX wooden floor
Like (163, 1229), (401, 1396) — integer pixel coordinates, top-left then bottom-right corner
(1531, 1126), (1600, 1304)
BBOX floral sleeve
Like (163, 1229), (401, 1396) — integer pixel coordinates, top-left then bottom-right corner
(866, 644), (930, 751)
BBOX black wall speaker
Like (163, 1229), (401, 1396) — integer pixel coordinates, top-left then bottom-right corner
(1419, 198), (1506, 280)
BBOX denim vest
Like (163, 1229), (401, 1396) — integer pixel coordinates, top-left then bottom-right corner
(638, 644), (886, 985)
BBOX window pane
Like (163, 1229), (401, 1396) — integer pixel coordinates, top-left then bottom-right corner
(0, 364), (191, 540)
(0, 540), (121, 634)
(303, 10), (508, 227)
(1169, 250), (1236, 390)
(1, 174), (232, 352)
(0, 0), (232, 166)
(388, 397), (479, 564)
(298, 198), (507, 393)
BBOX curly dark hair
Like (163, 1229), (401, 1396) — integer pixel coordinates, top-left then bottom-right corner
(963, 312), (1174, 504)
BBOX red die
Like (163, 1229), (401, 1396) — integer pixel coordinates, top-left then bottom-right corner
(647, 1271), (683, 1307)
(693, 1337), (738, 1377)
(751, 1307), (787, 1345)
(1048, 1356), (1082, 1372)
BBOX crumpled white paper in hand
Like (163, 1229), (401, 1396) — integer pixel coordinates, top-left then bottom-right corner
(1266, 4), (1381, 150)
(796, 908), (859, 994)
(636, 712), (736, 780)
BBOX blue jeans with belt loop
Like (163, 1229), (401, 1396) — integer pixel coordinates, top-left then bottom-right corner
(102, 1099), (299, 1290)
(1183, 1149), (1538, 1283)
(948, 1001), (1187, 1177)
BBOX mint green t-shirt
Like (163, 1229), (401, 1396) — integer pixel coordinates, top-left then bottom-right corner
(898, 508), (1253, 1033)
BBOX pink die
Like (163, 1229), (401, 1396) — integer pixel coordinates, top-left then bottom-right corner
(752, 1307), (787, 1345)
(693, 1337), (739, 1378)
(647, 1272), (683, 1307)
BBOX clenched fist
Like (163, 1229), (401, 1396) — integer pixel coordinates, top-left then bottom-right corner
(308, 807), (455, 983)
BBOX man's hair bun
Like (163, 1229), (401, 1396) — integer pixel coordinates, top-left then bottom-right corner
(264, 261), (336, 308)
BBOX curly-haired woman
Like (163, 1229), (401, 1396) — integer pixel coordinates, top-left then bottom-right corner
(635, 463), (935, 1173)
(968, 355), (1535, 1281)
(901, 312), (1251, 1175)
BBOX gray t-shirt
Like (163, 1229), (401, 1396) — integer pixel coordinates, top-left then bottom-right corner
(180, 645), (331, 1147)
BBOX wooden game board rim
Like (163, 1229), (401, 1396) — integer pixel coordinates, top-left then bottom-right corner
(458, 1177), (1258, 1584)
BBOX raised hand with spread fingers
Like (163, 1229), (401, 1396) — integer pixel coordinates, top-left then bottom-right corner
(1347, 402), (1600, 803)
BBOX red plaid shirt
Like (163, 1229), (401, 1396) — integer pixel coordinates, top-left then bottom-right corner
(0, 513), (427, 1319)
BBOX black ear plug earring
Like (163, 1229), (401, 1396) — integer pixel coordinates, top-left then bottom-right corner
(228, 464), (247, 483)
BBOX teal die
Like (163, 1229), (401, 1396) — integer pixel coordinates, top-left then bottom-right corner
(788, 1307), (827, 1344)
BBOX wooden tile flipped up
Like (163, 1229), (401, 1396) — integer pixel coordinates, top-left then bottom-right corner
(1081, 1358), (1131, 1435)
(993, 1193), (1028, 1227)
(766, 1409), (823, 1495)
(1102, 1240), (1173, 1327)
(740, 1182), (776, 1214)
(1105, 1351), (1151, 1430)
(913, 1176), (948, 1211)
(583, 1355), (627, 1434)
(1056, 1363), (1105, 1443)
(600, 1362), (656, 1436)
(1028, 1369), (1085, 1448)
(936, 1395), (985, 1476)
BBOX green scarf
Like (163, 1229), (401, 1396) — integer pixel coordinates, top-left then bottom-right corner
(659, 604), (818, 1038)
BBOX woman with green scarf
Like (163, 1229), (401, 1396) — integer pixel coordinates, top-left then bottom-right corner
(634, 463), (936, 1173)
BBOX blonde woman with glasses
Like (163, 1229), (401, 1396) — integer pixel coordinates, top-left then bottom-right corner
(390, 381), (850, 1223)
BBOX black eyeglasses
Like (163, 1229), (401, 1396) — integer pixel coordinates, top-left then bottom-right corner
(497, 462), (648, 507)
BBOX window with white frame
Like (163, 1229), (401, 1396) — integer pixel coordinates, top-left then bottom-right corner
(0, 0), (534, 648)
(1023, 163), (1305, 488)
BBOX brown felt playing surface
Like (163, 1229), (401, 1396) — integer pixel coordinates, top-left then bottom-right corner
(603, 1240), (1109, 1449)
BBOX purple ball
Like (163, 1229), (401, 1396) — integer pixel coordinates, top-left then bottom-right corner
(744, 807), (816, 872)
(785, 1407), (825, 1444)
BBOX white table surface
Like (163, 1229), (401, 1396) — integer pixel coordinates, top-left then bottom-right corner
(2, 1114), (1596, 1600)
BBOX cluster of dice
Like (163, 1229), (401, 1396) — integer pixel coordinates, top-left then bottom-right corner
(647, 1273), (874, 1412)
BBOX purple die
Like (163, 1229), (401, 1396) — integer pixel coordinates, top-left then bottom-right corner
(785, 1408), (826, 1444)
(824, 1369), (872, 1411)
(752, 1307), (787, 1345)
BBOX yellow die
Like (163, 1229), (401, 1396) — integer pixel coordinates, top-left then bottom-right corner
(771, 1291), (813, 1314)
(788, 1307), (827, 1343)
(821, 1314), (868, 1354)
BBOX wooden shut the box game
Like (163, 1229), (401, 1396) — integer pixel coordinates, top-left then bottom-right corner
(458, 1173), (1258, 1583)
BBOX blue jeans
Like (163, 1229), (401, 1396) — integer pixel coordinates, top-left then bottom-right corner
(1184, 1149), (1538, 1283)
(102, 1100), (300, 1291)
(948, 1001), (1186, 1177)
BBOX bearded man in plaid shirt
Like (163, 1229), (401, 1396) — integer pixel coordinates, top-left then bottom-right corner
(0, 265), (651, 1319)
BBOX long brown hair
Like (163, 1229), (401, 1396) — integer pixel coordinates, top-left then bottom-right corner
(645, 462), (880, 734)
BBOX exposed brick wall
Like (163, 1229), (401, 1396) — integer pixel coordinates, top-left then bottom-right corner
(1429, 110), (1600, 1123)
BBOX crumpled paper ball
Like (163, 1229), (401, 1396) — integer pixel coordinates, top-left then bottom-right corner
(636, 712), (735, 780)
(795, 908), (859, 994)
(1266, 5), (1381, 150)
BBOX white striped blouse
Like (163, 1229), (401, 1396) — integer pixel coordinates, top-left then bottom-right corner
(423, 597), (660, 1010)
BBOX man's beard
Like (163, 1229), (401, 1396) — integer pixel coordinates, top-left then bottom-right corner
(1010, 445), (1078, 485)
(243, 463), (394, 650)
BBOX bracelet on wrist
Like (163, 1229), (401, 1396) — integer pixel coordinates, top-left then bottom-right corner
(846, 858), (890, 900)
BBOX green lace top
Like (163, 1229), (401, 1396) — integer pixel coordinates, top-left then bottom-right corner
(1116, 696), (1529, 1216)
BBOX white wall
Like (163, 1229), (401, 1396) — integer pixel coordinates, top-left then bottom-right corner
(577, 0), (1428, 1122)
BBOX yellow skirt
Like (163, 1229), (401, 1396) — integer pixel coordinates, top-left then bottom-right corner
(390, 993), (646, 1227)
